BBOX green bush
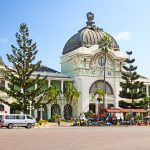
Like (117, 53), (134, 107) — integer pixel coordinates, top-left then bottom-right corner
(84, 111), (94, 118)
(51, 114), (61, 122)
(38, 120), (49, 126)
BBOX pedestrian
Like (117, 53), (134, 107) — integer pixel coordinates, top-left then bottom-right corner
(57, 116), (61, 127)
(0, 118), (2, 128)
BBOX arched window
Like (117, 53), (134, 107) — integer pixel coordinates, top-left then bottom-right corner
(51, 104), (60, 116)
(89, 80), (114, 95)
(0, 104), (4, 111)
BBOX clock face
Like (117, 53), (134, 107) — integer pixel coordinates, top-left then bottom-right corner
(98, 56), (105, 66)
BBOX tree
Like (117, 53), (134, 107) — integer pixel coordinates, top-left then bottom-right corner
(93, 88), (105, 102)
(99, 33), (112, 108)
(0, 23), (47, 113)
(142, 97), (150, 109)
(64, 82), (80, 104)
(93, 88), (105, 113)
(63, 82), (80, 119)
(119, 51), (146, 108)
(43, 85), (60, 105)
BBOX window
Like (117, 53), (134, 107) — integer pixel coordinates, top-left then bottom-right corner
(5, 115), (15, 119)
(26, 115), (33, 119)
(0, 115), (3, 120)
(143, 86), (146, 93)
(0, 104), (4, 111)
(16, 115), (25, 119)
(89, 80), (114, 95)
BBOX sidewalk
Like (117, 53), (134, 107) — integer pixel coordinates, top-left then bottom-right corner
(35, 122), (72, 128)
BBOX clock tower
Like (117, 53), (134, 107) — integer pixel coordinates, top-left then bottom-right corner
(61, 12), (127, 115)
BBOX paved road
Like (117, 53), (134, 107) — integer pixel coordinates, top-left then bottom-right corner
(0, 126), (150, 150)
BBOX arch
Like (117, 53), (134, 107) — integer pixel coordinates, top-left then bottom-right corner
(89, 80), (114, 95)
(64, 104), (72, 120)
(51, 104), (60, 116)
(0, 104), (4, 111)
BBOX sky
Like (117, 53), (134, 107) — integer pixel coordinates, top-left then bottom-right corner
(0, 0), (150, 77)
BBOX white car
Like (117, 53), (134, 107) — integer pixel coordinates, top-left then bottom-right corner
(0, 114), (36, 129)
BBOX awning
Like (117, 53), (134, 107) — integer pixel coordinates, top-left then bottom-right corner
(103, 109), (121, 113)
(103, 108), (146, 113)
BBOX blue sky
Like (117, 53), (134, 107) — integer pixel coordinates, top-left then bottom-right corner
(0, 0), (150, 77)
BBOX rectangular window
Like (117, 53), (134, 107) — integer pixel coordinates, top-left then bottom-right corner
(16, 115), (25, 119)
(5, 115), (15, 119)
(42, 80), (48, 91)
(26, 115), (33, 119)
(142, 85), (146, 93)
(51, 80), (61, 90)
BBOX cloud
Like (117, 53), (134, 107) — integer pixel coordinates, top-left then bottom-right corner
(114, 31), (131, 40)
(0, 38), (8, 43)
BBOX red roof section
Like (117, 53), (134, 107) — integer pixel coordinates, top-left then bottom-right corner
(103, 109), (146, 113)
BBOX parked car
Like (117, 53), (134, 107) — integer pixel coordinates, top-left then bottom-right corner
(0, 114), (36, 129)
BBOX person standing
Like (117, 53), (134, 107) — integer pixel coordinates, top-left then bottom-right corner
(57, 116), (61, 127)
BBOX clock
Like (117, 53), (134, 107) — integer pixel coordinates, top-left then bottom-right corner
(98, 56), (105, 66)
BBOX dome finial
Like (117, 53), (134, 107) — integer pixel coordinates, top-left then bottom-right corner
(86, 12), (95, 26)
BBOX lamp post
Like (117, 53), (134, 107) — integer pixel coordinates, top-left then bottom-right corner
(39, 105), (44, 120)
(27, 100), (34, 116)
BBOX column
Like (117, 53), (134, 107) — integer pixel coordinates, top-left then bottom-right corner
(47, 104), (51, 119)
(61, 104), (64, 119)
(48, 79), (51, 87)
(61, 80), (64, 93)
(5, 81), (9, 89)
(35, 84), (37, 90)
(146, 84), (149, 97)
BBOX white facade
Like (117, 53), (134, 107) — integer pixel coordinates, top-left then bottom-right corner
(60, 12), (150, 115)
(1, 12), (150, 119)
(61, 45), (128, 114)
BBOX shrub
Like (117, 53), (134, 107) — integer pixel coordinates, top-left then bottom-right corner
(84, 111), (94, 118)
(51, 114), (61, 122)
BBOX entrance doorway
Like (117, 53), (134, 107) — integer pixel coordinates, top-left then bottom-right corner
(89, 103), (96, 113)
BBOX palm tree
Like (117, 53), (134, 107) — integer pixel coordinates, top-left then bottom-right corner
(93, 89), (106, 113)
(42, 85), (61, 118)
(99, 33), (112, 108)
(64, 82), (80, 104)
(63, 82), (80, 119)
(43, 85), (60, 105)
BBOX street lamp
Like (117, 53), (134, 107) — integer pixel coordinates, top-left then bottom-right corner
(39, 105), (44, 120)
(27, 100), (34, 116)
